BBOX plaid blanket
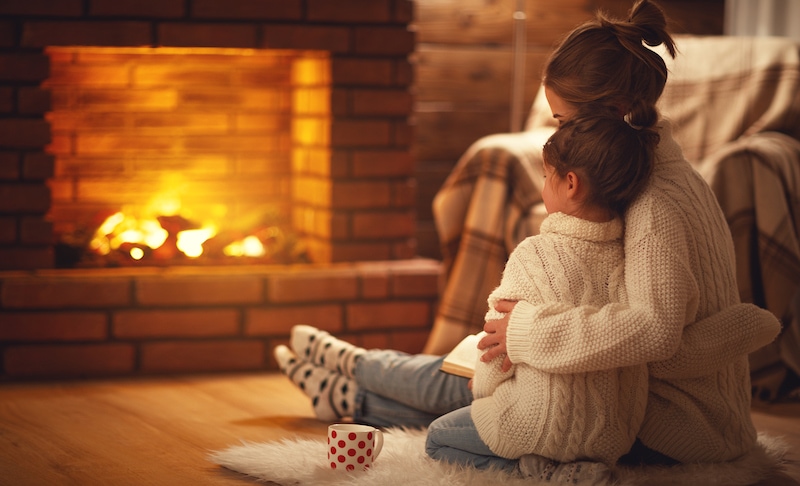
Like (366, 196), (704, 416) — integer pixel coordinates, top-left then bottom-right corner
(429, 35), (800, 396)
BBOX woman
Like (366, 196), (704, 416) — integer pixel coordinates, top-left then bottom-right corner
(274, 0), (780, 474)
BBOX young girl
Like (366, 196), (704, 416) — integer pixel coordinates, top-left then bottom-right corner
(425, 110), (658, 477)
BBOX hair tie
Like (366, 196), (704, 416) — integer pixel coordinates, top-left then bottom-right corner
(624, 113), (643, 130)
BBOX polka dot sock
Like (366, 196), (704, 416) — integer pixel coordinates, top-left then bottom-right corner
(290, 324), (366, 379)
(274, 344), (359, 422)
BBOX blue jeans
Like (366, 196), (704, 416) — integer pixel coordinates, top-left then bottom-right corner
(426, 405), (520, 473)
(351, 349), (473, 428)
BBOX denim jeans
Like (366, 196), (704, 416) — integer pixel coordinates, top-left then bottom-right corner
(426, 405), (520, 473)
(351, 349), (473, 428)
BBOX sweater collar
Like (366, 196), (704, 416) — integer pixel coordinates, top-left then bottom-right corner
(540, 212), (623, 243)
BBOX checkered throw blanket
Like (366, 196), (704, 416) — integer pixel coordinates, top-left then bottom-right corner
(431, 35), (800, 393)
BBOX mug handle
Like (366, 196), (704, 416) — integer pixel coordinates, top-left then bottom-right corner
(372, 428), (384, 460)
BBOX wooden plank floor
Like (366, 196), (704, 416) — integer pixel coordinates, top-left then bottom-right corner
(0, 372), (798, 485)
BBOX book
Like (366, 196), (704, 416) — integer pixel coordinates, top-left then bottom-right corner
(440, 331), (487, 379)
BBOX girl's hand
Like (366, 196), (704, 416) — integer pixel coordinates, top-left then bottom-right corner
(478, 300), (517, 372)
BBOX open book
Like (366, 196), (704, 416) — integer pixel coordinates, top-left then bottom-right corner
(440, 331), (487, 378)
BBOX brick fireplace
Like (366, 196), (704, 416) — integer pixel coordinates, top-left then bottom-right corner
(0, 0), (442, 380)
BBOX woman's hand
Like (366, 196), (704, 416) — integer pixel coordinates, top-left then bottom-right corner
(478, 300), (517, 372)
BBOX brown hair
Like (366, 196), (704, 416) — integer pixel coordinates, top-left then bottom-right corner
(542, 108), (659, 216)
(543, 0), (676, 130)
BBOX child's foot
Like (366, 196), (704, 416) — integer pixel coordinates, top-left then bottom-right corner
(274, 345), (358, 422)
(290, 324), (366, 379)
(518, 455), (612, 485)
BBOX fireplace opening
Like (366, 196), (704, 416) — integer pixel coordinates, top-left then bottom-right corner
(43, 46), (330, 268)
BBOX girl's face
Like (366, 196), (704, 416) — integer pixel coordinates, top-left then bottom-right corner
(541, 160), (568, 215)
(544, 85), (577, 126)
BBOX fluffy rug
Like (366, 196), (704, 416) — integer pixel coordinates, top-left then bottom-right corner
(209, 428), (792, 485)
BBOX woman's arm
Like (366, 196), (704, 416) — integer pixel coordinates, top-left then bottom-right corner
(483, 233), (699, 374)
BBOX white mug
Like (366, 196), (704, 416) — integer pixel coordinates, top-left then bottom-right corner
(327, 423), (384, 471)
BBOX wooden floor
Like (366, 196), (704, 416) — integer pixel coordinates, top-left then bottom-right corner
(0, 372), (798, 485)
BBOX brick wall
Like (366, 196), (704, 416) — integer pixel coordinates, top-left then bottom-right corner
(0, 259), (440, 380)
(0, 0), (416, 269)
(0, 1), (437, 381)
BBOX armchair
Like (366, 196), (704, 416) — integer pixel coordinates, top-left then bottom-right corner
(426, 35), (800, 399)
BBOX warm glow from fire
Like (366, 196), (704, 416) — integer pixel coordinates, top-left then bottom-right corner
(176, 227), (216, 258)
(90, 208), (278, 262)
(223, 235), (266, 257)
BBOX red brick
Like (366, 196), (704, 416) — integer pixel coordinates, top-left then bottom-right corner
(17, 87), (51, 115)
(194, 0), (301, 20)
(393, 119), (413, 147)
(0, 0), (82, 16)
(0, 86), (13, 112)
(0, 217), (15, 243)
(358, 332), (390, 350)
(330, 242), (392, 262)
(113, 309), (240, 338)
(4, 344), (135, 378)
(352, 150), (413, 177)
(0, 54), (51, 83)
(246, 304), (343, 336)
(307, 0), (391, 23)
(355, 263), (390, 299)
(387, 329), (429, 354)
(354, 27), (415, 55)
(331, 120), (391, 147)
(352, 211), (414, 239)
(330, 89), (349, 117)
(394, 0), (414, 24)
(266, 268), (358, 303)
(391, 269), (440, 297)
(22, 152), (54, 180)
(19, 217), (53, 244)
(352, 89), (412, 116)
(90, 0), (184, 18)
(158, 22), (257, 48)
(332, 59), (393, 86)
(1, 277), (131, 309)
(0, 247), (53, 270)
(140, 340), (265, 373)
(136, 275), (263, 306)
(395, 59), (413, 86)
(347, 301), (431, 330)
(0, 152), (19, 180)
(392, 179), (415, 207)
(392, 239), (418, 259)
(331, 181), (391, 209)
(262, 24), (350, 52)
(0, 119), (50, 148)
(22, 21), (152, 48)
(0, 312), (108, 341)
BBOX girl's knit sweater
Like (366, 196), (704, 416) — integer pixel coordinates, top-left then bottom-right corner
(472, 212), (648, 464)
(503, 121), (779, 463)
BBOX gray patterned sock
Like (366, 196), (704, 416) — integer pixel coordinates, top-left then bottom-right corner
(290, 324), (365, 379)
(274, 345), (358, 421)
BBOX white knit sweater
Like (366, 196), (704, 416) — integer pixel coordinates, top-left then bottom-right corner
(504, 121), (777, 463)
(471, 213), (648, 464)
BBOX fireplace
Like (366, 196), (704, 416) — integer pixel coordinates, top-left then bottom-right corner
(0, 0), (441, 380)
(44, 46), (329, 267)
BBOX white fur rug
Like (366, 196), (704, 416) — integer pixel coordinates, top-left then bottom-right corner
(209, 428), (791, 485)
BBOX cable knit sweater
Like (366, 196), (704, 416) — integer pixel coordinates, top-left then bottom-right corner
(504, 121), (779, 463)
(471, 212), (648, 464)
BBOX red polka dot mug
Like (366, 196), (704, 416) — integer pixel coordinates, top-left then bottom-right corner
(327, 423), (384, 472)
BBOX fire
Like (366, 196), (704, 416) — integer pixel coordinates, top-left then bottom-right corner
(89, 211), (267, 262)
